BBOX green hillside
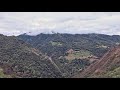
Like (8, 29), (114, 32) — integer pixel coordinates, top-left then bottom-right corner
(0, 34), (62, 78)
(18, 33), (120, 77)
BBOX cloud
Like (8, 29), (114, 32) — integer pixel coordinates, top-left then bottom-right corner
(0, 12), (120, 36)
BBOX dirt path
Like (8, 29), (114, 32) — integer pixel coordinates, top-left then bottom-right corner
(48, 57), (62, 74)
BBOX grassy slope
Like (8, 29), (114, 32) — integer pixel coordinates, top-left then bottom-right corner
(0, 68), (11, 78)
(97, 67), (120, 78)
(65, 50), (92, 60)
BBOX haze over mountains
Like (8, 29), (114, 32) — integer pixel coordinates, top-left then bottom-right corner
(1, 12), (120, 36)
(1, 12), (120, 78)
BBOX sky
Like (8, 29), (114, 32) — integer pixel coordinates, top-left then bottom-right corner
(0, 12), (120, 36)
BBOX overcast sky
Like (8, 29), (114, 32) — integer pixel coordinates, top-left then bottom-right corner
(0, 12), (120, 36)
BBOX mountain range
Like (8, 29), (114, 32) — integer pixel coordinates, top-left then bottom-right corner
(1, 33), (120, 78)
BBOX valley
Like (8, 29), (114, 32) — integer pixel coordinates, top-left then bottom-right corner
(17, 33), (120, 78)
(0, 33), (120, 78)
(1, 12), (120, 78)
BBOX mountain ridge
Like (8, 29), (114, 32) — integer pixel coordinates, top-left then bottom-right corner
(0, 34), (63, 78)
(1, 33), (120, 78)
(74, 45), (120, 78)
(18, 33), (120, 77)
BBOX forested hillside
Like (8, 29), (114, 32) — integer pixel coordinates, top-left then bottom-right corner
(18, 33), (120, 77)
(0, 34), (62, 78)
(74, 45), (120, 78)
(18, 33), (120, 57)
(1, 33), (120, 78)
